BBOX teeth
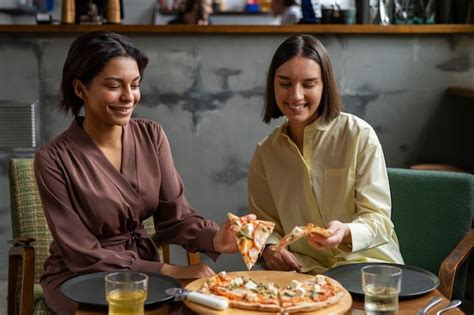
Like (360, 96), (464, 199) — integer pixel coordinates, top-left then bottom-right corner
(286, 103), (305, 111)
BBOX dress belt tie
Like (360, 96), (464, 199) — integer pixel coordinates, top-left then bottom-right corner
(98, 224), (159, 261)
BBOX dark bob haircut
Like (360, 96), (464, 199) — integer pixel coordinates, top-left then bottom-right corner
(59, 31), (149, 116)
(263, 35), (342, 124)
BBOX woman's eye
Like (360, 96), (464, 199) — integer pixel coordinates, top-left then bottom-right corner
(279, 83), (291, 88)
(131, 84), (140, 90)
(303, 84), (315, 88)
(107, 85), (120, 90)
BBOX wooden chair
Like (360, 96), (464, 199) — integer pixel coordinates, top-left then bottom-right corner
(7, 158), (200, 315)
(388, 168), (474, 300)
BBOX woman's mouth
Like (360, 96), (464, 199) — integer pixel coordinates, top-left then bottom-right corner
(286, 103), (307, 114)
(109, 106), (133, 116)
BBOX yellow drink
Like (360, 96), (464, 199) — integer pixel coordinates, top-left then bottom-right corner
(106, 289), (147, 315)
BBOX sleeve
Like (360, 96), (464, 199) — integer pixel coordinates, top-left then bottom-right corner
(248, 144), (284, 245)
(151, 126), (220, 260)
(34, 150), (164, 274)
(346, 127), (395, 253)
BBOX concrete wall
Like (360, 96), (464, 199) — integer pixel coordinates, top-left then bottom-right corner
(0, 32), (473, 312)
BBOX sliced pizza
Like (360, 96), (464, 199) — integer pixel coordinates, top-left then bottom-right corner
(198, 271), (281, 312)
(273, 223), (333, 251)
(197, 272), (346, 313)
(227, 212), (275, 270)
(279, 274), (345, 313)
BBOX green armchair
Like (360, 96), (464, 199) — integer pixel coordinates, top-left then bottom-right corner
(388, 168), (474, 301)
(7, 158), (200, 315)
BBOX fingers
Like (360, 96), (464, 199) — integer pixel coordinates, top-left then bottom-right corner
(264, 248), (302, 272)
(307, 231), (342, 249)
(199, 264), (216, 277)
(281, 251), (302, 272)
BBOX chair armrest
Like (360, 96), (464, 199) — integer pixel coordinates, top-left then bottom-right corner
(8, 237), (36, 315)
(438, 229), (474, 299)
(150, 234), (200, 265)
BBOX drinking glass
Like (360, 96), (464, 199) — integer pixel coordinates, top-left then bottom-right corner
(361, 265), (402, 315)
(105, 272), (148, 315)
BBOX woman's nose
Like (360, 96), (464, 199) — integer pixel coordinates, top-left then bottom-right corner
(120, 87), (134, 102)
(290, 84), (304, 100)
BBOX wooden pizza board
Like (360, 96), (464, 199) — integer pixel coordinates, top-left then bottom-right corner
(184, 270), (352, 314)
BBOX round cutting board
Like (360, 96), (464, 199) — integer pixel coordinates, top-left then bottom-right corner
(184, 270), (352, 314)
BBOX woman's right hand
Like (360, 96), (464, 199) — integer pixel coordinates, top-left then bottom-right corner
(262, 245), (302, 272)
(160, 263), (216, 279)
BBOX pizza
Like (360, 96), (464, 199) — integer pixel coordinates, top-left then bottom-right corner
(199, 271), (281, 312)
(279, 274), (345, 313)
(227, 212), (275, 270)
(273, 223), (333, 251)
(197, 271), (345, 313)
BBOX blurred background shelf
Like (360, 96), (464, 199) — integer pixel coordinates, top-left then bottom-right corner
(447, 86), (474, 98)
(0, 23), (473, 33)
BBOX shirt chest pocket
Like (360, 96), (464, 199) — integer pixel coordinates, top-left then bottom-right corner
(323, 167), (355, 221)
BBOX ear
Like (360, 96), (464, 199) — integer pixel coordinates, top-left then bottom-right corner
(73, 79), (86, 100)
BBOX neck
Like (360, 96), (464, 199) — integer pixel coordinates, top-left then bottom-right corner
(287, 123), (305, 153)
(82, 117), (122, 149)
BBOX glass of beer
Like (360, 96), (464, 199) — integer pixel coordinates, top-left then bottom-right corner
(105, 272), (148, 315)
(361, 265), (402, 315)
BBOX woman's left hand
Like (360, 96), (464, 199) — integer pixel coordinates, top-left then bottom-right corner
(213, 214), (256, 253)
(306, 220), (351, 250)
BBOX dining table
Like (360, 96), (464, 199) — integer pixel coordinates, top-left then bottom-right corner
(75, 278), (464, 315)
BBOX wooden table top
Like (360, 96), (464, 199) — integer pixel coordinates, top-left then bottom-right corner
(76, 279), (464, 315)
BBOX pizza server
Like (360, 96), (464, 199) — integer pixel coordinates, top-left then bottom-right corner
(165, 288), (229, 310)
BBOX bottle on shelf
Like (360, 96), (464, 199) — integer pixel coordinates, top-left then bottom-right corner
(61, 0), (75, 24)
(106, 0), (121, 24)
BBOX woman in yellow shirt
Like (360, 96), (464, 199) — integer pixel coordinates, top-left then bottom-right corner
(248, 35), (404, 274)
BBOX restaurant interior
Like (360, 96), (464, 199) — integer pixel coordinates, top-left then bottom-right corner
(0, 0), (473, 314)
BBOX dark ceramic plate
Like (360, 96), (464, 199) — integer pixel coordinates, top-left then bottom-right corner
(60, 272), (180, 306)
(323, 263), (439, 299)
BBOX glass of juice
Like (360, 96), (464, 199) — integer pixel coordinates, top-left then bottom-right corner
(105, 272), (148, 315)
(361, 265), (402, 315)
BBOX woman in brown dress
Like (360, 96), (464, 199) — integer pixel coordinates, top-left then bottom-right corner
(34, 31), (250, 314)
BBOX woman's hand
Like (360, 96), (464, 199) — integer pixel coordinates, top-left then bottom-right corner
(306, 220), (351, 250)
(213, 214), (256, 253)
(160, 263), (216, 279)
(262, 244), (302, 272)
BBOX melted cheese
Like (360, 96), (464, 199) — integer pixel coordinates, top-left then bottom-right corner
(290, 280), (301, 289)
(242, 223), (254, 235)
(246, 292), (258, 302)
(294, 287), (306, 297)
(245, 280), (258, 290)
(231, 277), (244, 287)
(292, 226), (304, 236)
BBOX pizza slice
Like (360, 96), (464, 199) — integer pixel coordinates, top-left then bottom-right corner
(279, 275), (345, 313)
(273, 223), (333, 251)
(227, 212), (275, 270)
(199, 271), (281, 312)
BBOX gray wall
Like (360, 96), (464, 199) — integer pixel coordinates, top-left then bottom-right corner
(0, 33), (473, 309)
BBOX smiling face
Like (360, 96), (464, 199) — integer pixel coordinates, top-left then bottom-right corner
(274, 56), (324, 129)
(75, 56), (141, 131)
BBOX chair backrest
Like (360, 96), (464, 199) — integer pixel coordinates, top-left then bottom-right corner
(9, 158), (53, 284)
(388, 168), (473, 298)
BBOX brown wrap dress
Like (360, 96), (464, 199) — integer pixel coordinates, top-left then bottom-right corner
(34, 118), (219, 314)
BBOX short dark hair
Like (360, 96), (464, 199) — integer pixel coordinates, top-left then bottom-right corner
(283, 0), (297, 7)
(263, 34), (342, 124)
(59, 31), (149, 116)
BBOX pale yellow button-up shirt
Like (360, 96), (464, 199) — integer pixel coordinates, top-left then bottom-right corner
(248, 112), (404, 274)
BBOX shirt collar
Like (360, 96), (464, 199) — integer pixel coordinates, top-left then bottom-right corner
(273, 115), (336, 144)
